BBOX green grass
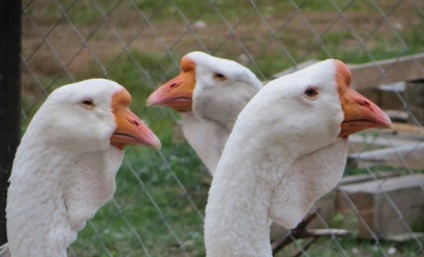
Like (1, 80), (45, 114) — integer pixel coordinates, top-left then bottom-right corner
(274, 237), (424, 257)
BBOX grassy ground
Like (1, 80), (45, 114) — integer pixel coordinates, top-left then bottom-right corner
(19, 0), (424, 256)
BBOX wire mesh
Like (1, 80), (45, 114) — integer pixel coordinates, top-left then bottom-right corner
(17, 0), (424, 256)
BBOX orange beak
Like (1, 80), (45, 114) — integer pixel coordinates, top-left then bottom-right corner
(146, 58), (196, 112)
(336, 60), (392, 138)
(110, 90), (161, 150)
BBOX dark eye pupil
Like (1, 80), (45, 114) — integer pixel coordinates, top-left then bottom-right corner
(82, 100), (93, 105)
(214, 73), (225, 80)
(305, 88), (317, 97)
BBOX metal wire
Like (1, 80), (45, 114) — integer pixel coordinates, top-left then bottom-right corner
(17, 0), (424, 256)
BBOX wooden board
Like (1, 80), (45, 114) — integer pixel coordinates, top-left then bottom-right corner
(349, 53), (424, 91)
(336, 174), (424, 239)
(272, 54), (424, 103)
(348, 143), (424, 169)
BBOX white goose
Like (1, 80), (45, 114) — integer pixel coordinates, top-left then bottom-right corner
(1, 79), (161, 257)
(204, 59), (391, 257)
(147, 51), (263, 174)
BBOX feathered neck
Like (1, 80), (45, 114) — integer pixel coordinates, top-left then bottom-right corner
(181, 81), (261, 175)
(181, 112), (231, 174)
(204, 146), (284, 257)
(6, 128), (123, 257)
(204, 133), (348, 257)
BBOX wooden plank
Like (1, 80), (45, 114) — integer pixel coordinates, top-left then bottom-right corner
(404, 79), (424, 125)
(376, 82), (405, 92)
(273, 54), (424, 90)
(348, 132), (416, 151)
(272, 54), (424, 102)
(301, 172), (398, 230)
(349, 53), (424, 91)
(389, 122), (424, 136)
(384, 110), (408, 122)
(339, 174), (424, 193)
(336, 174), (424, 239)
(357, 123), (424, 142)
(384, 232), (424, 242)
(338, 172), (399, 186)
(373, 82), (405, 110)
(348, 143), (424, 169)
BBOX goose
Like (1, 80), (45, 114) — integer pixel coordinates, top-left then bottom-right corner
(146, 51), (263, 174)
(1, 79), (161, 257)
(204, 59), (392, 257)
(147, 52), (347, 248)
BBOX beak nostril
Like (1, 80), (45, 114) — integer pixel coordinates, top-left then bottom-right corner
(168, 82), (178, 91)
(130, 119), (140, 126)
(363, 100), (372, 109)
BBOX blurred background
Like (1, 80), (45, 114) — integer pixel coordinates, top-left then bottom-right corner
(1, 0), (424, 256)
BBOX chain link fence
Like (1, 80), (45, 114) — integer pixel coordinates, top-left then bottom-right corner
(6, 0), (424, 256)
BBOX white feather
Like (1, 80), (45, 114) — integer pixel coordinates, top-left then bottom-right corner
(5, 79), (128, 257)
(180, 52), (263, 174)
(205, 59), (348, 257)
(0, 243), (10, 257)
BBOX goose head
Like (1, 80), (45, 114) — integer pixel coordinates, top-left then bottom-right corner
(260, 61), (392, 229)
(33, 78), (161, 152)
(6, 79), (160, 257)
(205, 59), (391, 257)
(252, 60), (392, 227)
(234, 59), (391, 159)
(146, 52), (263, 174)
(146, 51), (262, 126)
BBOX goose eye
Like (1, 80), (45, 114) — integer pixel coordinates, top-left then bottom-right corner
(80, 98), (95, 109)
(304, 87), (318, 98)
(213, 73), (226, 81)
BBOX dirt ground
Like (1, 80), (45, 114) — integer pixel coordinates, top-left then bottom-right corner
(21, 1), (424, 102)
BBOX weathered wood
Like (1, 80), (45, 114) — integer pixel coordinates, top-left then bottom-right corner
(273, 54), (424, 103)
(384, 232), (424, 242)
(348, 132), (416, 154)
(349, 53), (424, 91)
(273, 54), (424, 90)
(348, 143), (424, 169)
(404, 79), (424, 125)
(336, 174), (424, 239)
(389, 122), (424, 136)
(384, 110), (408, 122)
(374, 82), (405, 111)
(377, 82), (405, 93)
(338, 172), (399, 186)
(309, 172), (399, 229)
(368, 81), (414, 121)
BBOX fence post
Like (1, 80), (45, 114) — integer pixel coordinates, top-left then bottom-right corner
(0, 0), (22, 244)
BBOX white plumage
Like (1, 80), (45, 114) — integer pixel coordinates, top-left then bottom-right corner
(204, 59), (391, 257)
(147, 51), (263, 174)
(2, 79), (160, 257)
